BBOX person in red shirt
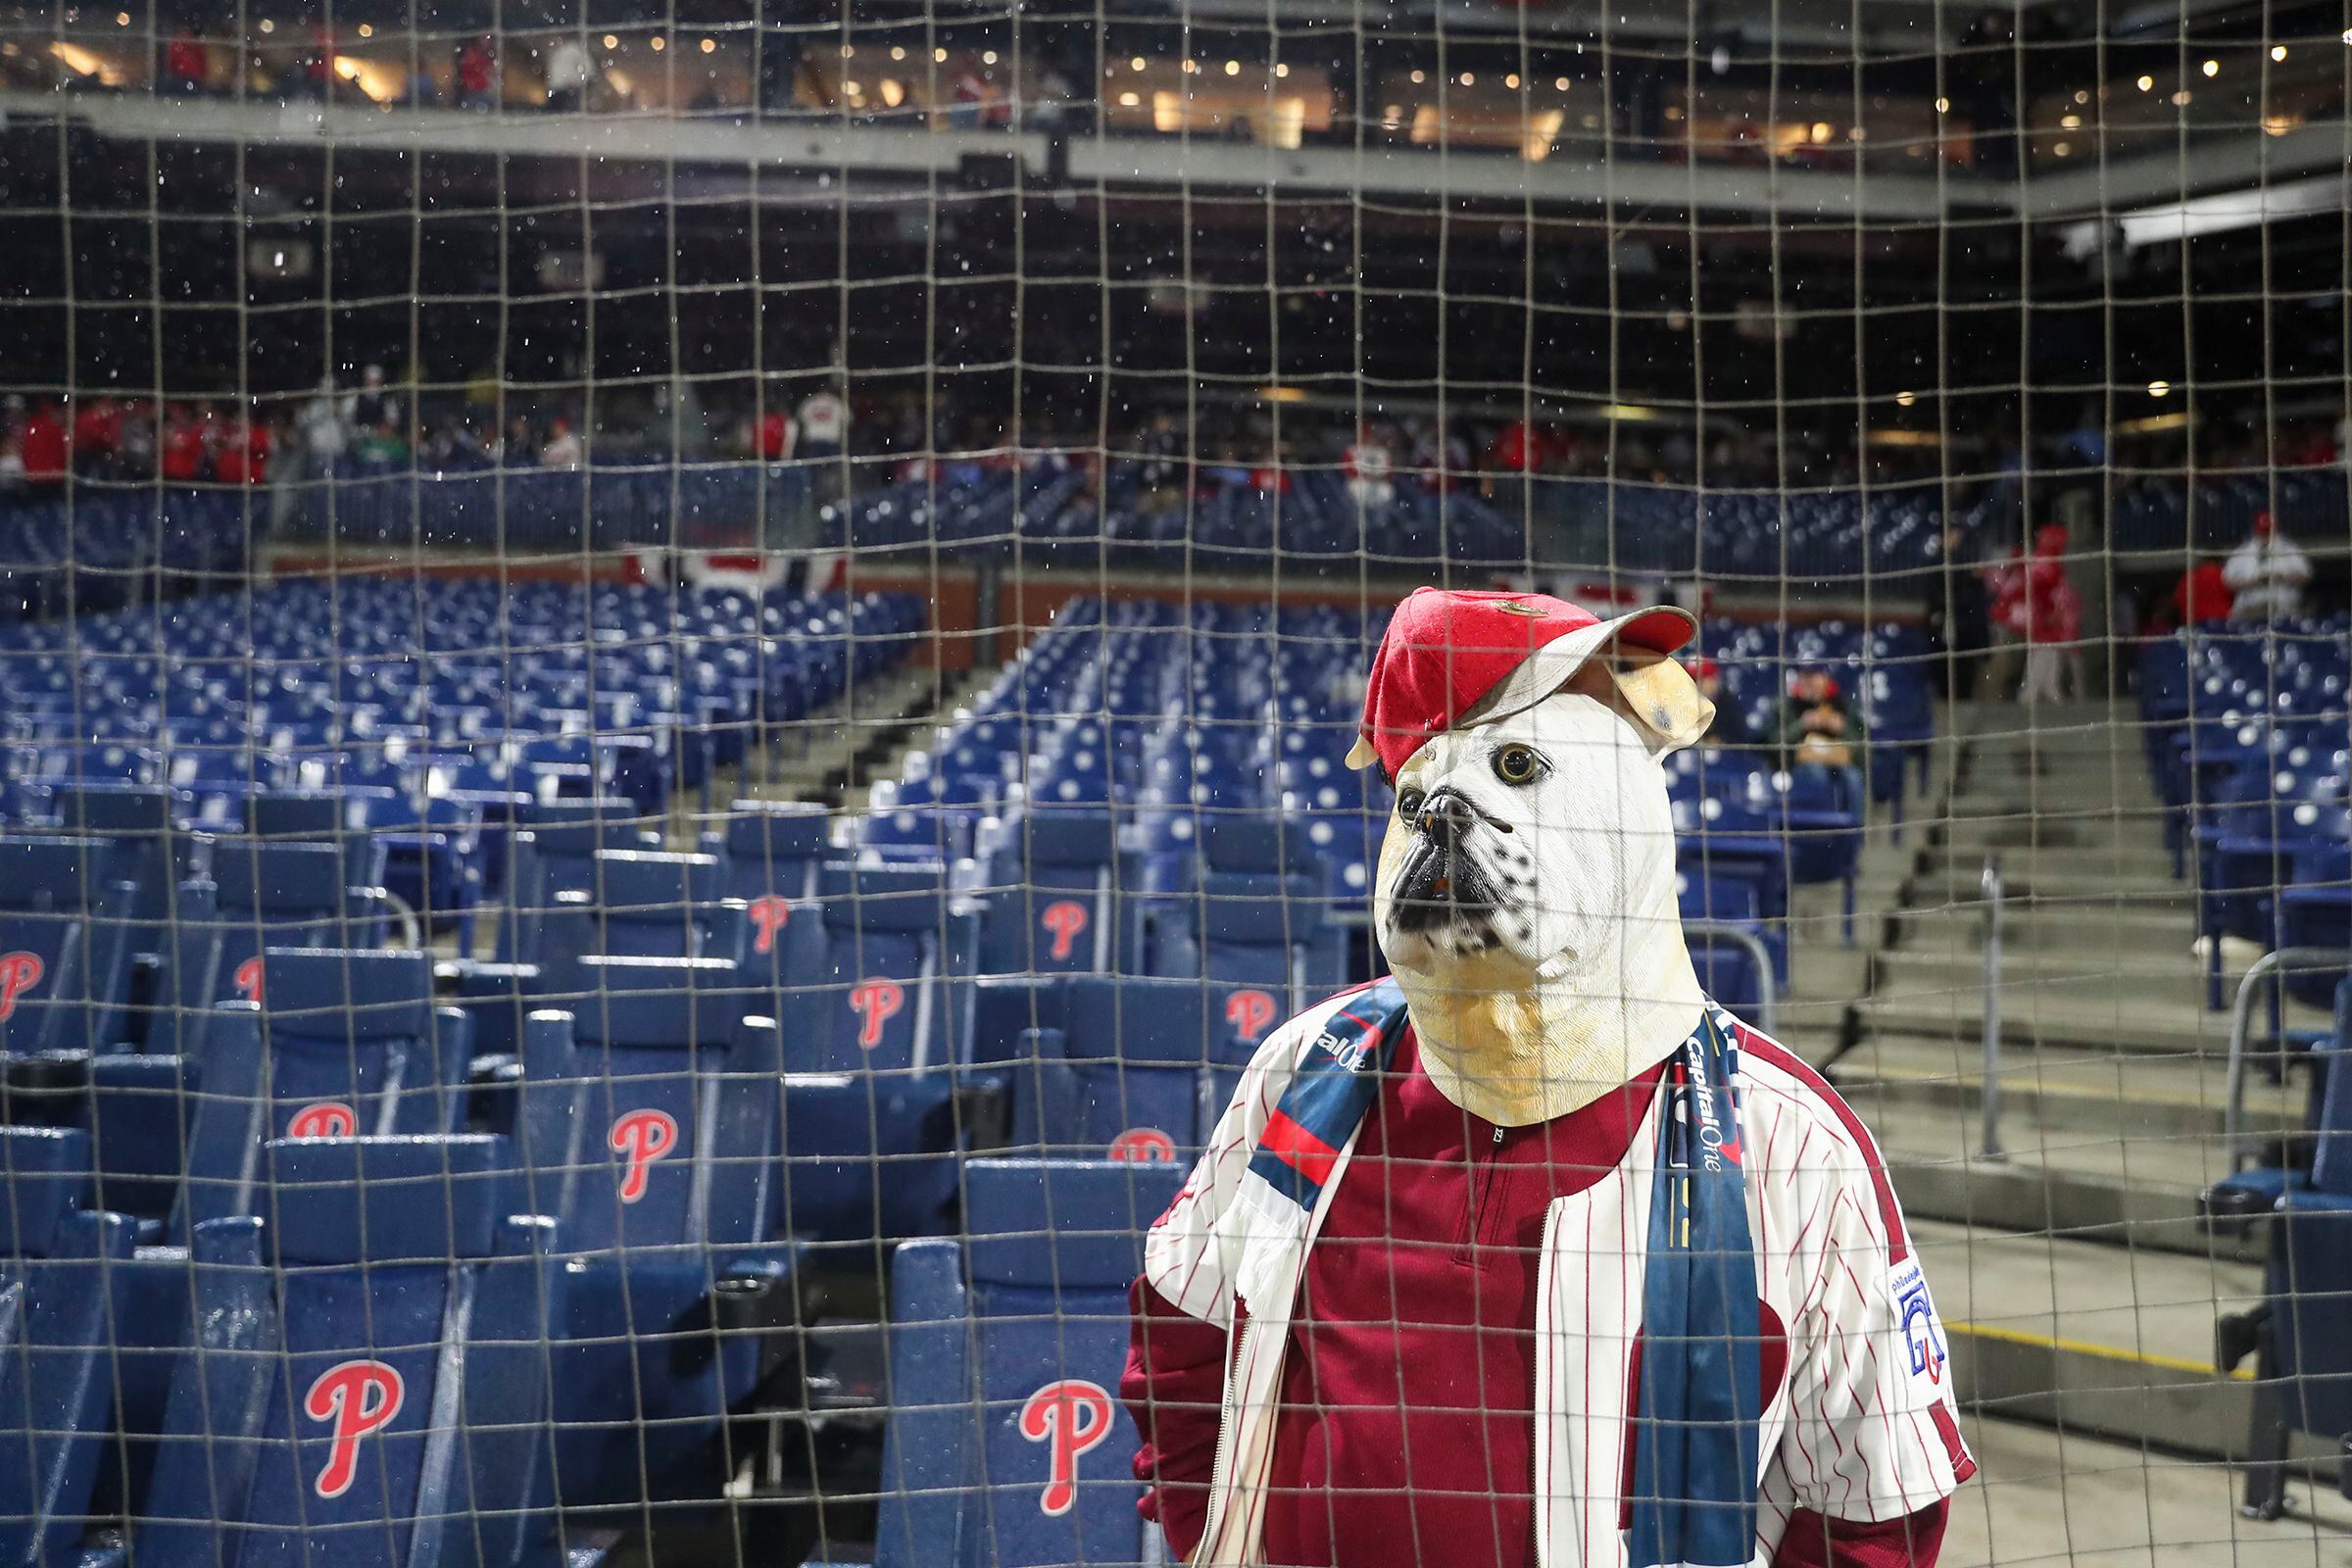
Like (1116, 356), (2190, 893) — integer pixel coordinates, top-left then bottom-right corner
(19, 403), (68, 487)
(159, 404), (206, 483)
(2166, 557), (2234, 629)
(72, 397), (122, 477)
(214, 413), (271, 486)
(757, 407), (795, 462)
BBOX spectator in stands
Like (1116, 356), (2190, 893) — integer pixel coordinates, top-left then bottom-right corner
(2164, 553), (2234, 629)
(539, 416), (583, 468)
(0, 430), (23, 499)
(1683, 655), (1752, 746)
(2224, 510), (2312, 624)
(300, 376), (351, 475)
(1773, 663), (1862, 773)
(2014, 524), (2082, 706)
(159, 403), (206, 483)
(756, 400), (796, 464)
(352, 364), (397, 433)
(796, 382), (847, 460)
(1344, 422), (1395, 509)
(160, 29), (210, 93)
(19, 401), (68, 490)
(213, 407), (271, 486)
(455, 34), (498, 110)
(543, 33), (595, 112)
(71, 396), (122, 480)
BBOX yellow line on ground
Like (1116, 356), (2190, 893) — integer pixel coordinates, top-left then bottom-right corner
(1946, 1321), (2253, 1381)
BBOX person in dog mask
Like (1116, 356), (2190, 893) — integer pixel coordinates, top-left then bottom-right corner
(1123, 588), (1971, 1568)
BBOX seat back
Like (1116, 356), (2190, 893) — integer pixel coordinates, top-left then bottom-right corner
(0, 836), (135, 1054)
(174, 951), (469, 1235)
(812, 861), (956, 1074)
(526, 850), (737, 996)
(979, 809), (1120, 976)
(162, 842), (383, 1051)
(495, 798), (649, 964)
(515, 956), (780, 1254)
(1185, 870), (1319, 988)
(718, 800), (830, 903)
(872, 1159), (1181, 1568)
(1023, 976), (1288, 1159)
(48, 784), (181, 926)
(0, 1125), (138, 1568)
(246, 790), (394, 889)
(132, 1136), (556, 1568)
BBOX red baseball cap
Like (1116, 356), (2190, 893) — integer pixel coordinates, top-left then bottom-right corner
(1346, 588), (1697, 780)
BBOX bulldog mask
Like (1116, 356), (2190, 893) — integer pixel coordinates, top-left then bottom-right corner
(1348, 590), (1715, 1127)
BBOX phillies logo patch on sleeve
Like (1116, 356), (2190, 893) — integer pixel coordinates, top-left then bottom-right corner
(1017, 1379), (1114, 1517)
(303, 1359), (405, 1498)
(1888, 1257), (1948, 1387)
(610, 1108), (680, 1202)
(0, 952), (45, 1019)
(1223, 988), (1276, 1042)
(848, 979), (905, 1049)
(1039, 900), (1089, 961)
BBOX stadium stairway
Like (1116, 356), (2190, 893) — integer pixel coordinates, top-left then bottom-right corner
(1828, 699), (2319, 1472)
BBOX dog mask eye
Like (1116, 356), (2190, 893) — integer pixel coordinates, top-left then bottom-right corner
(1491, 744), (1546, 787)
(1395, 787), (1427, 821)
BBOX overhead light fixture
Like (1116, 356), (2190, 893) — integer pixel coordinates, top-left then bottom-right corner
(1275, 62), (1290, 78)
(2052, 140), (2071, 156)
(2201, 58), (2219, 76)
(840, 44), (853, 58)
(1504, 72), (1519, 88)
(934, 47), (948, 63)
(2136, 74), (2154, 91)
(982, 49), (997, 65)
(1223, 59), (1239, 75)
(2148, 379), (2171, 397)
(1130, 56), (1144, 71)
(2172, 89), (2191, 105)
(891, 45), (905, 61)
(2272, 44), (2287, 62)
(1117, 90), (1139, 107)
(1410, 70), (1424, 83)
(2116, 411), (2191, 434)
(2060, 114), (2081, 127)
(1894, 390), (1918, 408)
(1258, 386), (1307, 404)
(700, 37), (714, 54)
(1459, 72), (1474, 85)
(649, 35), (664, 51)
(1935, 96), (1949, 113)
(601, 33), (615, 49)
(2074, 88), (2089, 104)
(256, 19), (273, 33)
(1555, 76), (1570, 91)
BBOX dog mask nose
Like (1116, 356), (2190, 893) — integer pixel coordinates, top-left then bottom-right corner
(1416, 789), (1480, 850)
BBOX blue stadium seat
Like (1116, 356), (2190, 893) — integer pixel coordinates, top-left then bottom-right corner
(818, 1158), (1183, 1568)
(154, 841), (390, 1055)
(978, 809), (1131, 976)
(0, 836), (140, 1054)
(523, 849), (740, 998)
(994, 975), (1291, 1161)
(173, 949), (470, 1237)
(714, 799), (830, 903)
(1140, 870), (1343, 991)
(512, 956), (797, 1509)
(0, 1125), (137, 1568)
(119, 1136), (564, 1568)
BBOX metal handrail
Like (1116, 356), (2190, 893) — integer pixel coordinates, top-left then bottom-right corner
(2222, 946), (2352, 1165)
(1980, 856), (2004, 1159)
(1684, 918), (1780, 1036)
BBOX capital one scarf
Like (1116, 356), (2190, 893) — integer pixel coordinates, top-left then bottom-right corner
(1238, 982), (1760, 1568)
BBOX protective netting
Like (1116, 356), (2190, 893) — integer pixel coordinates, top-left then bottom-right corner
(0, 0), (2348, 1563)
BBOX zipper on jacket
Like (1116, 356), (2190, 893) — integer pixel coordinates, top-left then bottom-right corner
(1200, 1311), (1260, 1559)
(1457, 1121), (1510, 1265)
(1532, 1200), (1564, 1568)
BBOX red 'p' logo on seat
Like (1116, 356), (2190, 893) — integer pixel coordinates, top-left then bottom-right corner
(0, 952), (45, 1020)
(748, 896), (792, 956)
(1018, 1379), (1114, 1517)
(303, 1359), (404, 1499)
(287, 1102), (357, 1140)
(610, 1108), (679, 1203)
(234, 956), (265, 1003)
(1225, 989), (1276, 1042)
(849, 979), (905, 1049)
(1107, 1128), (1177, 1163)
(1040, 900), (1089, 961)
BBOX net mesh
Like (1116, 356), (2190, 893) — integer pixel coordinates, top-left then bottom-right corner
(0, 0), (2347, 1562)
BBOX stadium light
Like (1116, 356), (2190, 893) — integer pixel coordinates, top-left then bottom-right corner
(649, 36), (664, 51)
(700, 38), (714, 54)
(1935, 96), (1948, 113)
(2201, 59), (2219, 76)
(1555, 77), (1570, 91)
(935, 47), (948, 62)
(1224, 60), (1239, 75)
(2147, 380), (2172, 397)
(2135, 74), (2153, 90)
(1130, 57), (1145, 71)
(602, 33), (616, 49)
(1505, 73), (1519, 88)
(1410, 70), (1425, 83)
(891, 45), (905, 61)
(982, 50), (997, 65)
(2272, 45), (2287, 61)
(1894, 390), (1917, 408)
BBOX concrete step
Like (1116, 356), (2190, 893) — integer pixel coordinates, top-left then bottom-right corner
(1923, 1218), (2269, 1462)
(1914, 840), (2179, 883)
(1829, 1035), (2301, 1143)
(1854, 987), (2287, 1056)
(1875, 948), (2218, 1013)
(1934, 808), (2175, 856)
(1882, 888), (2191, 950)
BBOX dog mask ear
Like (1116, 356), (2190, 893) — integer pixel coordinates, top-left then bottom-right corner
(1608, 646), (1714, 756)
